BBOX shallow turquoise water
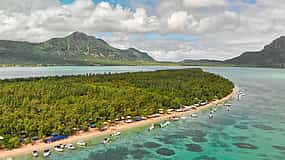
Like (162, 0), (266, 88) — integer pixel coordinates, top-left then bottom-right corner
(1, 66), (285, 160)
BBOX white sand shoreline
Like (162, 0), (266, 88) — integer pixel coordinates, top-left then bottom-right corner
(0, 88), (236, 159)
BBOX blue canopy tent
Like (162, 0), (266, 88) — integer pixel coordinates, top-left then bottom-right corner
(44, 135), (67, 143)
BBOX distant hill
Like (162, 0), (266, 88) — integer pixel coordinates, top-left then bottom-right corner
(179, 59), (231, 66)
(0, 32), (155, 66)
(226, 36), (285, 68)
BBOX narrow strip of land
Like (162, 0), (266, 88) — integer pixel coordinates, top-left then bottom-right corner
(0, 88), (235, 158)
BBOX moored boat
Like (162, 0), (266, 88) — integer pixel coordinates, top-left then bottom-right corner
(54, 145), (64, 152)
(190, 114), (198, 118)
(171, 116), (180, 121)
(208, 113), (214, 119)
(43, 149), (51, 157)
(125, 119), (133, 123)
(102, 138), (110, 144)
(175, 108), (183, 112)
(32, 150), (39, 157)
(148, 123), (155, 131)
(181, 116), (187, 120)
(111, 131), (121, 136)
(160, 121), (170, 128)
(65, 143), (76, 150)
(77, 140), (87, 146)
(224, 103), (232, 107)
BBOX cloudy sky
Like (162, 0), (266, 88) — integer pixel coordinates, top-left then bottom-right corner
(0, 0), (284, 61)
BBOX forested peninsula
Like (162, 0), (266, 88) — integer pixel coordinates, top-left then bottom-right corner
(0, 69), (234, 149)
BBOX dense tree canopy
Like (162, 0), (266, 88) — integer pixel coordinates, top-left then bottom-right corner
(0, 68), (234, 149)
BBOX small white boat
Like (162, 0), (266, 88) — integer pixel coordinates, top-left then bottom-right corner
(224, 103), (232, 107)
(175, 109), (183, 112)
(32, 150), (39, 157)
(160, 121), (170, 128)
(148, 124), (155, 131)
(213, 108), (217, 112)
(190, 114), (198, 118)
(208, 114), (214, 119)
(54, 145), (64, 152)
(226, 106), (230, 112)
(77, 140), (87, 146)
(181, 116), (187, 120)
(141, 116), (147, 120)
(125, 119), (133, 123)
(102, 138), (110, 144)
(171, 117), (180, 121)
(111, 131), (121, 136)
(43, 149), (51, 157)
(65, 143), (76, 150)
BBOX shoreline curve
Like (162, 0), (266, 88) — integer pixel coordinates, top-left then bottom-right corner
(0, 88), (236, 159)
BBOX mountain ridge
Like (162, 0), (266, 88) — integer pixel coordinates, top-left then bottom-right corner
(0, 32), (155, 66)
(225, 36), (285, 67)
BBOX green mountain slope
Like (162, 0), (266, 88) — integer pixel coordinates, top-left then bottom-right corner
(0, 32), (155, 66)
(226, 36), (285, 68)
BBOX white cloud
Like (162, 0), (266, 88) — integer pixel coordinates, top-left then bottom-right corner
(0, 0), (285, 61)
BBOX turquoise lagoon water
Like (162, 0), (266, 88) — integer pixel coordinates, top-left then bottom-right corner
(1, 66), (285, 160)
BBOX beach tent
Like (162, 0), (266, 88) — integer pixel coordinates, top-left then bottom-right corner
(135, 117), (142, 121)
(31, 136), (38, 141)
(44, 135), (67, 143)
(51, 133), (59, 137)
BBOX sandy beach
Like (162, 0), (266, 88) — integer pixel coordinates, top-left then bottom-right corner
(0, 88), (235, 159)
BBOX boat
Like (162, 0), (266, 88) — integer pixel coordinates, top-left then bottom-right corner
(191, 106), (197, 110)
(158, 109), (164, 114)
(77, 140), (87, 146)
(160, 121), (170, 128)
(102, 138), (110, 144)
(213, 108), (217, 112)
(54, 145), (64, 152)
(111, 131), (121, 136)
(167, 109), (174, 114)
(141, 116), (147, 120)
(43, 149), (51, 157)
(32, 150), (39, 157)
(65, 143), (76, 150)
(148, 123), (155, 131)
(226, 106), (230, 112)
(181, 116), (187, 120)
(208, 113), (214, 119)
(171, 116), (180, 121)
(125, 119), (133, 123)
(200, 101), (208, 106)
(175, 109), (183, 112)
(224, 103), (232, 107)
(190, 114), (198, 118)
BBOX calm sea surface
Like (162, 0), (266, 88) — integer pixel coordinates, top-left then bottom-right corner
(1, 66), (285, 160)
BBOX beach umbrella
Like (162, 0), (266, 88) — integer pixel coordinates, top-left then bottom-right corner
(0, 136), (4, 140)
